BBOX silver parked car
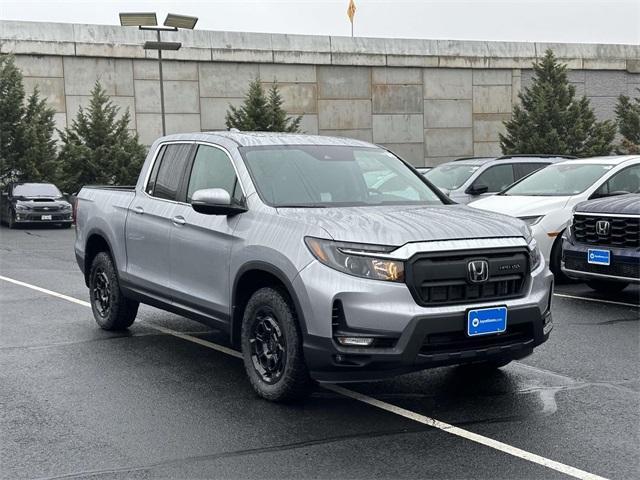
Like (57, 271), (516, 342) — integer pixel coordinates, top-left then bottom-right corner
(75, 132), (553, 402)
(424, 155), (574, 204)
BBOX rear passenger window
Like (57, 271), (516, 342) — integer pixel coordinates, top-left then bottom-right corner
(145, 146), (166, 195)
(147, 143), (192, 201)
(474, 164), (515, 192)
(186, 145), (242, 203)
(514, 163), (548, 180)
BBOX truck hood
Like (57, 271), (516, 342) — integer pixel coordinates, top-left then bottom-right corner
(470, 195), (571, 217)
(277, 204), (529, 246)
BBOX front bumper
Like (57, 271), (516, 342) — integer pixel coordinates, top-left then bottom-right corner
(14, 212), (72, 223)
(294, 258), (554, 383)
(561, 239), (640, 284)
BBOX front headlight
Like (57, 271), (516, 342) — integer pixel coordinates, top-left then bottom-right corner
(15, 204), (29, 211)
(528, 238), (542, 271)
(61, 203), (72, 211)
(519, 215), (544, 226)
(305, 237), (404, 282)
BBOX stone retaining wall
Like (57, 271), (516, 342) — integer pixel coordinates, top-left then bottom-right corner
(2, 20), (639, 166)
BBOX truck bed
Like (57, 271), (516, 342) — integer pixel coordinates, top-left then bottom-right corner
(74, 185), (138, 277)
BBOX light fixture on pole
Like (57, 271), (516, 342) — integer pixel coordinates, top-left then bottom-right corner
(119, 12), (198, 136)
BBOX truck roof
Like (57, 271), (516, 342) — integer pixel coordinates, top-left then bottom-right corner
(161, 131), (376, 148)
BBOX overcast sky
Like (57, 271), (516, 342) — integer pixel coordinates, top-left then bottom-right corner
(1, 0), (638, 45)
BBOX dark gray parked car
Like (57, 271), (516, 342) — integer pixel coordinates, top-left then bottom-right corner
(1, 182), (73, 228)
(74, 132), (553, 402)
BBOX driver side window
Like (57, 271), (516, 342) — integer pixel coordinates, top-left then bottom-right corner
(594, 165), (640, 197)
(186, 145), (243, 204)
(473, 164), (515, 193)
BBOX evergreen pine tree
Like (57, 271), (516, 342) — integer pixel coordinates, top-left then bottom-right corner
(20, 87), (59, 182)
(500, 50), (615, 157)
(614, 88), (640, 154)
(225, 78), (301, 132)
(0, 55), (26, 183)
(267, 84), (302, 133)
(58, 82), (146, 193)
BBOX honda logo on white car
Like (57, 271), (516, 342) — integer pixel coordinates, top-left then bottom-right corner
(595, 220), (610, 237)
(467, 259), (489, 283)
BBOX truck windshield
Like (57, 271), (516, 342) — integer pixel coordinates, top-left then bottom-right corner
(501, 163), (612, 196)
(424, 163), (480, 190)
(240, 145), (444, 207)
(12, 183), (62, 198)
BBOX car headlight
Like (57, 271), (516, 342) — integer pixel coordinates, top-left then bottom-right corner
(305, 237), (404, 282)
(15, 204), (29, 211)
(528, 238), (542, 271)
(61, 203), (72, 211)
(519, 215), (544, 226)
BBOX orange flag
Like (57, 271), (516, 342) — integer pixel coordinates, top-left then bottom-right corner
(347, 0), (356, 23)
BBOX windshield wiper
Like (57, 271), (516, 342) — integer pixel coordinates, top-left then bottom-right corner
(277, 204), (327, 208)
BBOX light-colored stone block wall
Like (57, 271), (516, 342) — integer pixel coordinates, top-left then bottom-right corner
(5, 20), (639, 166)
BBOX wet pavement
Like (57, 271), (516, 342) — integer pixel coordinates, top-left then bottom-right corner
(1, 225), (638, 479)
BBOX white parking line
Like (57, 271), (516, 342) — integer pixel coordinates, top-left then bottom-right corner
(0, 274), (609, 480)
(553, 292), (639, 309)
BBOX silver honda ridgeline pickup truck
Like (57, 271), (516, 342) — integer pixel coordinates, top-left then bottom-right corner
(75, 132), (553, 401)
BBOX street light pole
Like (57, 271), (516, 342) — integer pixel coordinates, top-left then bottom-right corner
(119, 12), (198, 138)
(157, 29), (166, 136)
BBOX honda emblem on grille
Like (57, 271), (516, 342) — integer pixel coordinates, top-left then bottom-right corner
(595, 220), (610, 237)
(467, 259), (489, 283)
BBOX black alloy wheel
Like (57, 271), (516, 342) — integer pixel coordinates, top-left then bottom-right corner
(249, 308), (287, 384)
(92, 267), (112, 318)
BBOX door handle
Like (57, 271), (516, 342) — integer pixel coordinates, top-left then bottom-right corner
(172, 215), (186, 226)
(132, 206), (144, 215)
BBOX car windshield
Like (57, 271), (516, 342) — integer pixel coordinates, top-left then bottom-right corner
(12, 183), (62, 197)
(240, 145), (443, 207)
(424, 163), (480, 190)
(502, 163), (613, 196)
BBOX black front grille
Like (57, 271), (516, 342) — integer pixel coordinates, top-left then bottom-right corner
(407, 249), (529, 306)
(573, 214), (639, 248)
(24, 214), (69, 221)
(564, 252), (640, 279)
(421, 323), (534, 355)
(32, 206), (61, 212)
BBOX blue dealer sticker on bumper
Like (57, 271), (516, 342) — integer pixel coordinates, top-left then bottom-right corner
(588, 249), (610, 266)
(467, 306), (507, 337)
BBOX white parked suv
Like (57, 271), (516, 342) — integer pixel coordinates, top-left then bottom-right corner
(470, 156), (640, 276)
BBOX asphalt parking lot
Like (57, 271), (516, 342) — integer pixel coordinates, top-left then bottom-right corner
(1, 225), (638, 480)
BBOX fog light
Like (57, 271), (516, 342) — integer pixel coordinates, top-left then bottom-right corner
(336, 336), (374, 347)
(543, 320), (553, 335)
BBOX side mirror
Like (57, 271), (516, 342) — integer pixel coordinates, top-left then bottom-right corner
(466, 183), (489, 196)
(191, 188), (247, 216)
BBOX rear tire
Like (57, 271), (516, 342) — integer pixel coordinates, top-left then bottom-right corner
(89, 252), (139, 330)
(586, 279), (629, 293)
(241, 287), (312, 402)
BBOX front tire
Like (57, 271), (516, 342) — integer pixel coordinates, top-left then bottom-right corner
(89, 252), (139, 330)
(7, 210), (15, 229)
(550, 235), (567, 282)
(586, 279), (629, 293)
(241, 287), (312, 402)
